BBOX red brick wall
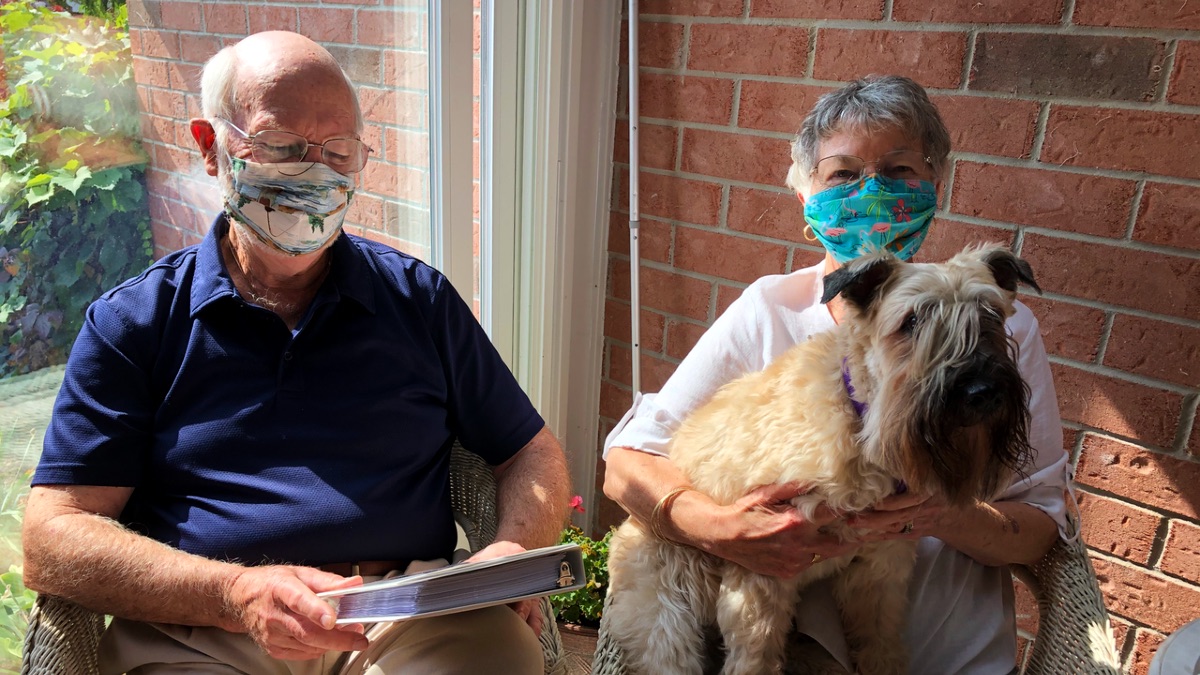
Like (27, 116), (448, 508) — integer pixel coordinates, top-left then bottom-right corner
(598, 2), (1200, 670)
(124, 0), (435, 261)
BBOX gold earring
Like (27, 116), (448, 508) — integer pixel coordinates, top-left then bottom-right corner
(803, 225), (818, 242)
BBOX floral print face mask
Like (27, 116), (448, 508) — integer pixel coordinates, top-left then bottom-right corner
(803, 174), (938, 264)
(223, 155), (355, 256)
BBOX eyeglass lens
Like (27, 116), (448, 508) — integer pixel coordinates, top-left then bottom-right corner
(249, 129), (369, 174)
(814, 150), (930, 188)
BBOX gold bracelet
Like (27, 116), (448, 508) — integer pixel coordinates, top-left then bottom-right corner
(649, 486), (694, 542)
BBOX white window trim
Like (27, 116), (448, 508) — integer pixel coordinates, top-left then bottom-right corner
(483, 0), (619, 524)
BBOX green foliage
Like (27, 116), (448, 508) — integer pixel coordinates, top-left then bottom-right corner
(551, 525), (613, 627)
(0, 0), (152, 377)
(0, 565), (33, 664)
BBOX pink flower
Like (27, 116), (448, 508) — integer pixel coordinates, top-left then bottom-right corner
(569, 495), (586, 513)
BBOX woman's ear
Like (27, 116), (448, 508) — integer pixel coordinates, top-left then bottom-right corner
(796, 192), (806, 206)
(190, 119), (219, 177)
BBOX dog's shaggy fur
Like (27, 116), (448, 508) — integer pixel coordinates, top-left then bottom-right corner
(605, 245), (1040, 675)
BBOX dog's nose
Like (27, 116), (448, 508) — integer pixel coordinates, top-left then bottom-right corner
(960, 379), (1001, 415)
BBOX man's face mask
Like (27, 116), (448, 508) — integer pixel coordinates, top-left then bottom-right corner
(223, 155), (355, 256)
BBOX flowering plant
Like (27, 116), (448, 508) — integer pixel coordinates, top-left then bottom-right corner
(551, 497), (614, 627)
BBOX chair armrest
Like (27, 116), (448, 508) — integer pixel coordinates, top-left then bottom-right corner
(1013, 534), (1121, 675)
(21, 592), (104, 675)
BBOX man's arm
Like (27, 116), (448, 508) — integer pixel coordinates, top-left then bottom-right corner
(489, 426), (571, 551)
(22, 485), (369, 660)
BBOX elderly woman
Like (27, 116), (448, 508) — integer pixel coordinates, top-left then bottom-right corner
(602, 75), (1070, 673)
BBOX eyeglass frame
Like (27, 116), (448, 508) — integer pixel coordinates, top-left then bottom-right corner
(808, 150), (936, 188)
(213, 117), (374, 174)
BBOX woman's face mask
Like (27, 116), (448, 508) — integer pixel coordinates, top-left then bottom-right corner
(803, 174), (938, 264)
(222, 155), (355, 256)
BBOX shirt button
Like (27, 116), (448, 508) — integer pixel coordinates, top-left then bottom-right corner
(283, 352), (293, 361)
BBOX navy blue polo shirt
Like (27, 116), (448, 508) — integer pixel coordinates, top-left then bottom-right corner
(33, 217), (545, 567)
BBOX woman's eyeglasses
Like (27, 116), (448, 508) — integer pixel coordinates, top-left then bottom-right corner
(810, 150), (933, 188)
(215, 118), (372, 175)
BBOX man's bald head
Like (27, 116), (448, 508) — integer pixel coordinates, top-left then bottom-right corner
(200, 31), (363, 136)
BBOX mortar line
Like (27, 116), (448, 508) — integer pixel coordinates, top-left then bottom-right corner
(1094, 311), (1116, 365)
(1029, 102), (1052, 161)
(729, 79), (743, 129)
(1061, 0), (1077, 25)
(1146, 518), (1173, 570)
(960, 29), (978, 92)
(1156, 39), (1179, 104)
(1123, 180), (1146, 241)
(883, 0), (894, 21)
(1175, 393), (1199, 453)
(806, 27), (818, 79)
(1046, 354), (1196, 395)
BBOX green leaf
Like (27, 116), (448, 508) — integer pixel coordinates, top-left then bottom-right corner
(0, 127), (27, 159)
(50, 165), (92, 195)
(23, 173), (51, 188)
(24, 182), (53, 206)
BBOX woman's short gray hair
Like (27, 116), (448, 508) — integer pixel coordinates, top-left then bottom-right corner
(785, 75), (951, 192)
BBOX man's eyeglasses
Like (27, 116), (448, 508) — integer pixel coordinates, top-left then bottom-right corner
(810, 150), (933, 189)
(215, 118), (373, 175)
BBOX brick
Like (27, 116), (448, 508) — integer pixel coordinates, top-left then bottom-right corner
(150, 220), (186, 252)
(362, 161), (425, 204)
(299, 8), (355, 44)
(1076, 491), (1161, 564)
(1110, 617), (1134, 661)
(1135, 182), (1200, 252)
(680, 128), (792, 187)
(931, 95), (1040, 159)
(738, 81), (833, 135)
(323, 45), (382, 85)
(139, 113), (175, 145)
(1020, 233), (1200, 321)
(345, 191), (385, 229)
(616, 169), (724, 227)
(665, 319), (709, 360)
(639, 73), (734, 126)
(688, 24), (810, 77)
(1105, 315), (1200, 388)
(715, 283), (746, 317)
(1018, 296), (1104, 363)
(178, 33), (221, 65)
(791, 247), (827, 272)
(750, 0), (883, 20)
(813, 30), (967, 89)
(385, 128), (428, 167)
(1013, 576), (1038, 634)
(1168, 41), (1200, 106)
(249, 5), (298, 34)
(608, 212), (672, 265)
(910, 217), (1014, 264)
(610, 261), (713, 321)
(1052, 363), (1183, 447)
(1043, 106), (1200, 180)
(603, 299), (666, 352)
(132, 56), (171, 89)
(135, 29), (177, 59)
(675, 227), (789, 284)
(638, 21), (685, 69)
(727, 187), (807, 243)
(971, 34), (1165, 102)
(359, 88), (424, 128)
(1127, 628), (1167, 675)
(1077, 434), (1200, 519)
(613, 122), (677, 171)
(202, 3), (247, 35)
(1161, 520), (1200, 583)
(610, 344), (680, 393)
(893, 0), (1061, 23)
(1074, 0), (1200, 30)
(950, 162), (1136, 238)
(1092, 557), (1200, 633)
(167, 62), (202, 93)
(639, 0), (744, 15)
(358, 9), (423, 48)
(161, 2), (202, 31)
(599, 379), (633, 420)
(384, 51), (428, 90)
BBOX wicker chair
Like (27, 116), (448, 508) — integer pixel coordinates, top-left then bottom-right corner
(590, 526), (1121, 675)
(21, 444), (569, 675)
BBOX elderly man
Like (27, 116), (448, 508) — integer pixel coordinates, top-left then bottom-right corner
(22, 31), (569, 674)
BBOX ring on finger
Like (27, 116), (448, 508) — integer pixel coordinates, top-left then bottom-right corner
(900, 521), (914, 535)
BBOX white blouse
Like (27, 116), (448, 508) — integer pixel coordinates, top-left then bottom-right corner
(604, 261), (1072, 674)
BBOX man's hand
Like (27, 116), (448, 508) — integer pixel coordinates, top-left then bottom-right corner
(465, 541), (544, 637)
(223, 565), (369, 660)
(698, 482), (858, 578)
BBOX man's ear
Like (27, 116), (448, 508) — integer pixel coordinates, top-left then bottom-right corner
(190, 119), (219, 176)
(795, 192), (805, 206)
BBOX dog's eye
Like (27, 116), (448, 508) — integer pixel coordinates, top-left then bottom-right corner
(899, 313), (919, 335)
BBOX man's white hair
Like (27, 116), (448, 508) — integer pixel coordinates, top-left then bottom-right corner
(199, 44), (365, 144)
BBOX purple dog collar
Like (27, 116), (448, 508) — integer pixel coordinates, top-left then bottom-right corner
(842, 358), (906, 495)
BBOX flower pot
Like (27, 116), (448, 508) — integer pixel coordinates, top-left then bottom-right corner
(557, 621), (600, 674)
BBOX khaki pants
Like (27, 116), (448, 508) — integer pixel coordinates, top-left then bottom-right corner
(98, 605), (543, 675)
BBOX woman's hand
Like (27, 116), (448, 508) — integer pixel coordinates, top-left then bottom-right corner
(845, 491), (949, 540)
(223, 565), (369, 660)
(680, 482), (859, 579)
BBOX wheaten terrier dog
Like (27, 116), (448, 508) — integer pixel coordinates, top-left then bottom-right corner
(605, 245), (1040, 675)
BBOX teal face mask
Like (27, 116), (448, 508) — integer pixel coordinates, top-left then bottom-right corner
(803, 175), (938, 264)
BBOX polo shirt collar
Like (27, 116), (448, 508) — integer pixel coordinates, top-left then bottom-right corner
(189, 215), (376, 318)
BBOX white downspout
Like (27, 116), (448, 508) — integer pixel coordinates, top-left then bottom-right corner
(627, 0), (641, 396)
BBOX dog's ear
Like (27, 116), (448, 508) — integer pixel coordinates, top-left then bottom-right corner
(983, 248), (1041, 295)
(821, 254), (899, 309)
